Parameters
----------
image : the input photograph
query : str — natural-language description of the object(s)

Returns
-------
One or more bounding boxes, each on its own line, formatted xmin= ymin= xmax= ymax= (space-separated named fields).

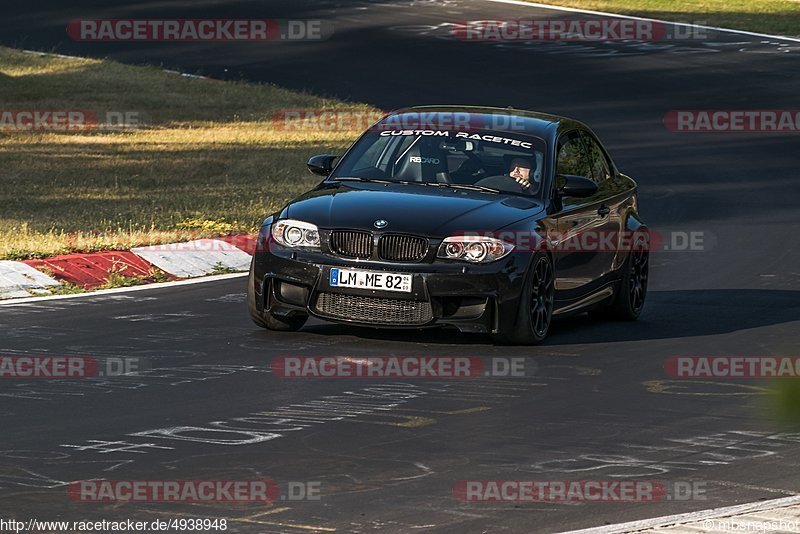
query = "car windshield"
xmin=330 ymin=129 xmax=547 ymax=197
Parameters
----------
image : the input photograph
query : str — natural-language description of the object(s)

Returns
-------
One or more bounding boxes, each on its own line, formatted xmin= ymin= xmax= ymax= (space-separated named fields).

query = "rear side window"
xmin=581 ymin=132 xmax=612 ymax=184
xmin=556 ymin=132 xmax=592 ymax=178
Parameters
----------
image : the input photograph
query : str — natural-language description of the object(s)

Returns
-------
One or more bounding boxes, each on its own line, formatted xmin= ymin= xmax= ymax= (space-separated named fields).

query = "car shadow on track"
xmin=296 ymin=289 xmax=800 ymax=346
xmin=549 ymin=288 xmax=800 ymax=345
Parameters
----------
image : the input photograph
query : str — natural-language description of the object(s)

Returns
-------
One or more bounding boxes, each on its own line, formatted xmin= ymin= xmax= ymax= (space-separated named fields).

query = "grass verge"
xmin=0 ymin=46 xmax=379 ymax=260
xmin=521 ymin=0 xmax=800 ymax=37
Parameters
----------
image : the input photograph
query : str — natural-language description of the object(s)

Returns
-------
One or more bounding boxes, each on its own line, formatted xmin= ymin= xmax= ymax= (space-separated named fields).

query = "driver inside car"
xmin=508 ymin=157 xmax=534 ymax=191
xmin=471 ymin=154 xmax=540 ymax=195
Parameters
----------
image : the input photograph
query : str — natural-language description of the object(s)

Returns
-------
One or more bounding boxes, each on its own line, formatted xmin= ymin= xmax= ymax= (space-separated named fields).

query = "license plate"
xmin=329 ymin=268 xmax=412 ymax=293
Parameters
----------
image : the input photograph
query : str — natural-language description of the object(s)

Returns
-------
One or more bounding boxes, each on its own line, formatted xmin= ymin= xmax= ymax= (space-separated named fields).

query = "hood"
xmin=283 ymin=181 xmax=545 ymax=236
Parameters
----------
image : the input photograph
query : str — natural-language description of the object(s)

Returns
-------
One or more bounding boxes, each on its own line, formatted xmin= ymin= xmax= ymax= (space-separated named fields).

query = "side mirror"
xmin=307 ymin=154 xmax=338 ymax=176
xmin=557 ymin=174 xmax=597 ymax=198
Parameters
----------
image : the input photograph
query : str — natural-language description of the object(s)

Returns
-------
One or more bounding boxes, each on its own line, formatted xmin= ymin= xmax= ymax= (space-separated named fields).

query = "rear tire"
xmin=591 ymin=242 xmax=649 ymax=321
xmin=247 ymin=260 xmax=308 ymax=331
xmin=610 ymin=245 xmax=648 ymax=320
xmin=493 ymin=253 xmax=554 ymax=345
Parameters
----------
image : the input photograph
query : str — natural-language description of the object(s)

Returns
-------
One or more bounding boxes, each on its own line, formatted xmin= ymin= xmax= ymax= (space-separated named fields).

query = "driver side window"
xmin=556 ymin=132 xmax=592 ymax=178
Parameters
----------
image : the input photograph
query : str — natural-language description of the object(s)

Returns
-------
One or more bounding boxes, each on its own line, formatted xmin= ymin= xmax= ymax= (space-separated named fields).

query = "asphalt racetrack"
xmin=2 ymin=0 xmax=800 ymax=532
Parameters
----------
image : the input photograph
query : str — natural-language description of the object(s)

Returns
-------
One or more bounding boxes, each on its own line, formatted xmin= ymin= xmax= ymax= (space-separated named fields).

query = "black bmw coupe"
xmin=248 ymin=106 xmax=649 ymax=344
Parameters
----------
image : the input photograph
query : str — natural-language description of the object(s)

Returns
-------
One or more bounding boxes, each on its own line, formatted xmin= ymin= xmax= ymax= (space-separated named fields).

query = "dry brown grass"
xmin=0 ymin=47 xmax=379 ymax=259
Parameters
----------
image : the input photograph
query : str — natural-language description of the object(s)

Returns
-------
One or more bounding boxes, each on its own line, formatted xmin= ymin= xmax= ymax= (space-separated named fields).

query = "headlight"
xmin=271 ymin=219 xmax=321 ymax=248
xmin=437 ymin=236 xmax=514 ymax=263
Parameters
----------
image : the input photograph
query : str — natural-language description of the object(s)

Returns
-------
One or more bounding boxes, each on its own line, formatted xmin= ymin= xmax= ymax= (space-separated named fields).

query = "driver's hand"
xmin=510 ymin=168 xmax=530 ymax=187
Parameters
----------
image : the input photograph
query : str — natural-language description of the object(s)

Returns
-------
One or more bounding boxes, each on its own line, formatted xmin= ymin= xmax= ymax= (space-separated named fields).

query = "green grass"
xmin=43 ymin=282 xmax=86 ymax=296
xmin=210 ymin=262 xmax=242 ymax=275
xmin=523 ymin=0 xmax=800 ymax=36
xmin=0 ymin=47 xmax=379 ymax=259
xmin=761 ymin=380 xmax=800 ymax=429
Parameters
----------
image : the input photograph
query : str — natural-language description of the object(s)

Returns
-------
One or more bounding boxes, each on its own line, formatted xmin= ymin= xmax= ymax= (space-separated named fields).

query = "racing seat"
xmin=393 ymin=139 xmax=451 ymax=183
xmin=450 ymin=157 xmax=483 ymax=184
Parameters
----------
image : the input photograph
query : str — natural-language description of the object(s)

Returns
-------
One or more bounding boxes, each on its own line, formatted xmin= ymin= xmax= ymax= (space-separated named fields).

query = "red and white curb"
xmin=132 ymin=238 xmax=252 ymax=278
xmin=0 ymin=260 xmax=61 ymax=299
xmin=0 ymin=235 xmax=256 ymax=300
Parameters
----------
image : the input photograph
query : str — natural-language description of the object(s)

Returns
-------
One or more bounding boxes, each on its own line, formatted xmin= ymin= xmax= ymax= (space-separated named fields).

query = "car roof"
xmin=380 ymin=105 xmax=583 ymax=140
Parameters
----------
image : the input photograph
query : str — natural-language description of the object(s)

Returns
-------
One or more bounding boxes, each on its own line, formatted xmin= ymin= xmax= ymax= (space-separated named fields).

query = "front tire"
xmin=493 ymin=253 xmax=555 ymax=345
xmin=247 ymin=260 xmax=268 ymax=328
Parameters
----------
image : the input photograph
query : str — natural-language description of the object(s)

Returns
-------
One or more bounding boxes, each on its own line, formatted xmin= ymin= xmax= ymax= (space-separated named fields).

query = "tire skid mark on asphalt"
xmin=386 ymin=22 xmax=797 ymax=57
xmin=203 ymin=292 xmax=245 ymax=303
xmin=460 ymin=383 xmax=538 ymax=391
xmin=145 ymin=508 xmax=333 ymax=533
xmin=0 ymin=365 xmax=271 ymax=400
xmin=704 ymin=478 xmax=796 ymax=495
xmin=238 ymin=338 xmax=346 ymax=352
xmin=547 ymin=364 xmax=603 ymax=376
xmin=67 ymin=346 xmax=206 ymax=361
xmin=643 ymin=379 xmax=770 ymax=396
xmin=346 ymin=413 xmax=436 ymax=427
xmin=111 ymin=312 xmax=208 ymax=322
xmin=0 ymin=295 xmax=159 ymax=312
xmin=0 ymin=325 xmax=76 ymax=340
xmin=0 ymin=354 xmax=594 ymax=419
xmin=420 ymin=392 xmax=531 ymax=401
xmin=401 ymin=406 xmax=492 ymax=415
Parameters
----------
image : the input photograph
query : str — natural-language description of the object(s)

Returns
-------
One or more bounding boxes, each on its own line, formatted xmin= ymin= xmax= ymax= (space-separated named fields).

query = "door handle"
xmin=597 ymin=205 xmax=610 ymax=217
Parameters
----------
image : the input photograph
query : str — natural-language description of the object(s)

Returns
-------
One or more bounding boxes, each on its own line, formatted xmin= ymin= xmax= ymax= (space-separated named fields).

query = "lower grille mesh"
xmin=313 ymin=292 xmax=433 ymax=325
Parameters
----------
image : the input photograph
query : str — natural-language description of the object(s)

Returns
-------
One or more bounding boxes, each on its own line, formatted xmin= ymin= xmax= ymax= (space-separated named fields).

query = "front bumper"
xmin=251 ymin=239 xmax=532 ymax=334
